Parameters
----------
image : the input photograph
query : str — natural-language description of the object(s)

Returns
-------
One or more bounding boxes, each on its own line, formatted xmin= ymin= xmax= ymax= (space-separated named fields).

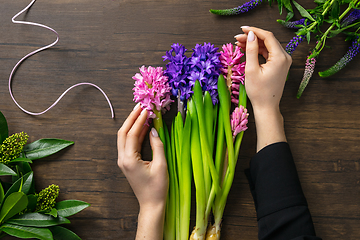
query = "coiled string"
xmin=9 ymin=0 xmax=115 ymax=118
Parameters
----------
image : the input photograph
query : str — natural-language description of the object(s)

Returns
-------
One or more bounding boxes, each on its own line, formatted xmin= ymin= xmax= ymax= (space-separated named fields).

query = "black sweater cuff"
xmin=245 ymin=142 xmax=308 ymax=220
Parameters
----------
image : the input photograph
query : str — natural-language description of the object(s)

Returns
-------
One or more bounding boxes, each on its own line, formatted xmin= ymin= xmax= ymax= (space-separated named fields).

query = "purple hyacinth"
xmin=297 ymin=56 xmax=316 ymax=98
xmin=188 ymin=43 xmax=221 ymax=104
xmin=286 ymin=34 xmax=306 ymax=55
xmin=277 ymin=18 xmax=309 ymax=29
xmin=341 ymin=9 xmax=360 ymax=27
xmin=319 ymin=36 xmax=360 ymax=77
xmin=163 ymin=43 xmax=192 ymax=101
xmin=210 ymin=0 xmax=263 ymax=16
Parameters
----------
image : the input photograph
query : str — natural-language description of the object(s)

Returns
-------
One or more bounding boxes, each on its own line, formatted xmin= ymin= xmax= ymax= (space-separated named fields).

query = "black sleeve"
xmin=245 ymin=142 xmax=322 ymax=240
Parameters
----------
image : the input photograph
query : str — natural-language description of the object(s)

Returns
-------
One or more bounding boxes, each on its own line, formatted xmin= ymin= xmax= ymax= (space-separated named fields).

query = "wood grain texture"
xmin=0 ymin=0 xmax=359 ymax=239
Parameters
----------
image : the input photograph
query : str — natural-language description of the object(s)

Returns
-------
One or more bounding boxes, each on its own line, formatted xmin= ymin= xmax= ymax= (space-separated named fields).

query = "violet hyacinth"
xmin=231 ymin=106 xmax=249 ymax=137
xmin=188 ymin=42 xmax=221 ymax=104
xmin=163 ymin=43 xmax=192 ymax=102
xmin=210 ymin=0 xmax=263 ymax=16
xmin=297 ymin=56 xmax=316 ymax=98
xmin=341 ymin=9 xmax=360 ymax=27
xmin=219 ymin=43 xmax=245 ymax=104
xmin=319 ymin=36 xmax=360 ymax=78
xmin=133 ymin=65 xmax=173 ymax=119
xmin=286 ymin=34 xmax=306 ymax=55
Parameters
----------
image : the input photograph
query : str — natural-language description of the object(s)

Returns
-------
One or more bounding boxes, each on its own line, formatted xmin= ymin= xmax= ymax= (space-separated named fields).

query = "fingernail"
xmin=235 ymin=41 xmax=240 ymax=45
xmin=151 ymin=128 xmax=158 ymax=137
xmin=248 ymin=31 xmax=255 ymax=42
xmin=241 ymin=26 xmax=250 ymax=28
xmin=133 ymin=102 xmax=140 ymax=111
xmin=141 ymin=108 xmax=147 ymax=115
xmin=234 ymin=34 xmax=243 ymax=38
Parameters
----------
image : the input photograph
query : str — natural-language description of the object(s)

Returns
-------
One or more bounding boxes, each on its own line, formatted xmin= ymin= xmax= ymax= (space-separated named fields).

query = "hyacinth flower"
xmin=285 ymin=34 xmax=306 ymax=56
xmin=341 ymin=9 xmax=360 ymax=27
xmin=163 ymin=43 xmax=191 ymax=117
xmin=209 ymin=0 xmax=263 ymax=16
xmin=297 ymin=55 xmax=317 ymax=98
xmin=132 ymin=65 xmax=173 ymax=130
xmin=319 ymin=36 xmax=360 ymax=77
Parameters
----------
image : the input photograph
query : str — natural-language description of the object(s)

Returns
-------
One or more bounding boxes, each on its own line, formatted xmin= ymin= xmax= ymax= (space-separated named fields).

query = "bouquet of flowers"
xmin=0 ymin=111 xmax=89 ymax=240
xmin=210 ymin=0 xmax=360 ymax=98
xmin=132 ymin=42 xmax=248 ymax=240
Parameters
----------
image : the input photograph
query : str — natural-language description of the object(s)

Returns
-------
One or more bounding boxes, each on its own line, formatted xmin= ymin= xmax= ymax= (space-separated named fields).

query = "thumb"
xmin=245 ymin=31 xmax=260 ymax=73
xmin=149 ymin=128 xmax=166 ymax=166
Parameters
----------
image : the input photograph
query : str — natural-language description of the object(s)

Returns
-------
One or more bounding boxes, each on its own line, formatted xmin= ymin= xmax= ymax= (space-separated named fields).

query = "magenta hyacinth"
xmin=133 ymin=65 xmax=173 ymax=119
xmin=220 ymin=43 xmax=245 ymax=105
xmin=231 ymin=106 xmax=249 ymax=136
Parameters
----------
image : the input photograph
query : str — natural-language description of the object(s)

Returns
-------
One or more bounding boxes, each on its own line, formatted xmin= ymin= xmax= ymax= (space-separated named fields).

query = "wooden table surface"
xmin=1 ymin=0 xmax=359 ymax=239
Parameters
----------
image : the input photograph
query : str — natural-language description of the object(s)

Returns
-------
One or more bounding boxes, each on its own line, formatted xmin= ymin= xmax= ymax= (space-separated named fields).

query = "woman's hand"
xmin=235 ymin=27 xmax=291 ymax=151
xmin=117 ymin=103 xmax=168 ymax=240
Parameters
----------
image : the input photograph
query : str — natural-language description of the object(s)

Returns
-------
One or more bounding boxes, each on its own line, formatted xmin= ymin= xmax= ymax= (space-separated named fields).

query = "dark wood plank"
xmin=1 ymin=0 xmax=359 ymax=239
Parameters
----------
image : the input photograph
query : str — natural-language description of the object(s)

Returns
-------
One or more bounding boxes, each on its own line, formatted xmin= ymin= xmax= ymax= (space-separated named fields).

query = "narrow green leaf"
xmin=286 ymin=11 xmax=294 ymax=21
xmin=331 ymin=0 xmax=340 ymax=19
xmin=0 ymin=192 xmax=28 ymax=223
xmin=6 ymin=213 xmax=70 ymax=227
xmin=0 ymin=183 xmax=4 ymax=204
xmin=4 ymin=171 xmax=33 ymax=199
xmin=55 ymin=200 xmax=90 ymax=217
xmin=277 ymin=0 xmax=283 ymax=15
xmin=0 ymin=163 xmax=17 ymax=176
xmin=293 ymin=0 xmax=315 ymax=21
xmin=307 ymin=31 xmax=311 ymax=43
xmin=48 ymin=208 xmax=58 ymax=218
xmin=49 ymin=226 xmax=81 ymax=240
xmin=27 ymin=194 xmax=38 ymax=212
xmin=314 ymin=0 xmax=326 ymax=3
xmin=23 ymin=139 xmax=74 ymax=160
xmin=9 ymin=158 xmax=32 ymax=164
xmin=1 ymin=223 xmax=53 ymax=240
xmin=0 ymin=111 xmax=8 ymax=144
xmin=282 ymin=0 xmax=293 ymax=12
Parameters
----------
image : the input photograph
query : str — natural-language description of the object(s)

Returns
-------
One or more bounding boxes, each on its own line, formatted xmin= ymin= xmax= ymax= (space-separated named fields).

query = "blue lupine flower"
xmin=286 ymin=34 xmax=306 ymax=55
xmin=210 ymin=0 xmax=263 ymax=16
xmin=319 ymin=36 xmax=360 ymax=77
xmin=341 ymin=9 xmax=360 ymax=27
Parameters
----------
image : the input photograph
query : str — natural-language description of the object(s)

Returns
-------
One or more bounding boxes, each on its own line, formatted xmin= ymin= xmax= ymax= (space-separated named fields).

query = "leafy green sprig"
xmin=0 ymin=111 xmax=90 ymax=240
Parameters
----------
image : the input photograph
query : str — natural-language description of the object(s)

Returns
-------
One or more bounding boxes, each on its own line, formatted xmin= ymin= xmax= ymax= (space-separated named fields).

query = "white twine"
xmin=9 ymin=0 xmax=115 ymax=118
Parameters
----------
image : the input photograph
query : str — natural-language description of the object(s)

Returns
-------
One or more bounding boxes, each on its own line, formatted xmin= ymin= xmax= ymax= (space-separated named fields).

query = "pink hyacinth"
xmin=231 ymin=106 xmax=249 ymax=136
xmin=220 ymin=43 xmax=245 ymax=104
xmin=133 ymin=66 xmax=173 ymax=119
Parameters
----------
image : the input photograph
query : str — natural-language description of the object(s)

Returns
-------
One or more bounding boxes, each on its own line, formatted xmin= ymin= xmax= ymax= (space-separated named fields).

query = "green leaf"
xmin=0 ymin=111 xmax=8 ymax=144
xmin=282 ymin=0 xmax=293 ymax=12
xmin=9 ymin=158 xmax=33 ymax=164
xmin=330 ymin=0 xmax=340 ymax=19
xmin=49 ymin=226 xmax=81 ymax=240
xmin=27 ymin=194 xmax=38 ymax=212
xmin=0 ymin=163 xmax=17 ymax=176
xmin=23 ymin=139 xmax=74 ymax=160
xmin=314 ymin=0 xmax=326 ymax=3
xmin=0 ymin=183 xmax=4 ymax=204
xmin=293 ymin=0 xmax=315 ymax=21
xmin=277 ymin=0 xmax=283 ymax=15
xmin=55 ymin=200 xmax=90 ymax=217
xmin=6 ymin=213 xmax=70 ymax=227
xmin=0 ymin=192 xmax=28 ymax=223
xmin=286 ymin=11 xmax=294 ymax=21
xmin=0 ymin=223 xmax=53 ymax=240
xmin=48 ymin=208 xmax=58 ymax=218
xmin=4 ymin=172 xmax=34 ymax=199
xmin=307 ymin=31 xmax=311 ymax=43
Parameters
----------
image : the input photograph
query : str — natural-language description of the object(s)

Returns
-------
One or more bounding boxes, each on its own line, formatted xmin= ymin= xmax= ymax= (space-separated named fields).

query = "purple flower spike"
xmin=278 ymin=18 xmax=309 ymax=29
xmin=341 ymin=9 xmax=360 ymax=27
xmin=286 ymin=35 xmax=306 ymax=55
xmin=297 ymin=56 xmax=316 ymax=98
xmin=188 ymin=42 xmax=221 ymax=104
xmin=210 ymin=0 xmax=263 ymax=15
xmin=319 ymin=36 xmax=360 ymax=77
xmin=163 ymin=43 xmax=192 ymax=102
